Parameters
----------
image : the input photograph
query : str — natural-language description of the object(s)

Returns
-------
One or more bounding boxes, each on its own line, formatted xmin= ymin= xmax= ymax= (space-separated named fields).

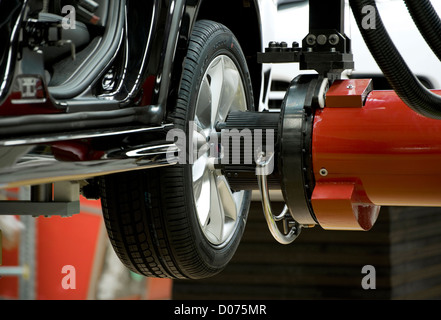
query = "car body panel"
xmin=0 ymin=0 xmax=276 ymax=189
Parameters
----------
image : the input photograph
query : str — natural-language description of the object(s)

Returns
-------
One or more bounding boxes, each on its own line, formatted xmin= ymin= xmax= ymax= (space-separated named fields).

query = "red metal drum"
xmin=311 ymin=80 xmax=441 ymax=231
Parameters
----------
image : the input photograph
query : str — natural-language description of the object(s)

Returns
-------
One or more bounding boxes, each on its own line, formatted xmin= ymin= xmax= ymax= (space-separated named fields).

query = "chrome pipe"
xmin=0 ymin=125 xmax=178 ymax=188
xmin=256 ymin=152 xmax=301 ymax=245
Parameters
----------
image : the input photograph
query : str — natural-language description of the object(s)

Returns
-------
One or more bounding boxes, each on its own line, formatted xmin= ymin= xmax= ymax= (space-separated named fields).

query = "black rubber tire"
xmin=99 ymin=20 xmax=254 ymax=279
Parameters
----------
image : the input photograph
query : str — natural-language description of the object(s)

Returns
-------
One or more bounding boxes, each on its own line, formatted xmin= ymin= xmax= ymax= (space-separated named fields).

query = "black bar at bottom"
xmin=0 ymin=201 xmax=80 ymax=217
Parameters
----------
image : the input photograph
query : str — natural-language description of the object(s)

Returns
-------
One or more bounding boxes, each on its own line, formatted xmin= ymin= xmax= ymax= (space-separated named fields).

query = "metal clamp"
xmin=256 ymin=152 xmax=301 ymax=245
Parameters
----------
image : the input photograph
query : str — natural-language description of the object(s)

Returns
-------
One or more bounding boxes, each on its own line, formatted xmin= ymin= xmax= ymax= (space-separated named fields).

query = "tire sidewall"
xmin=180 ymin=21 xmax=254 ymax=271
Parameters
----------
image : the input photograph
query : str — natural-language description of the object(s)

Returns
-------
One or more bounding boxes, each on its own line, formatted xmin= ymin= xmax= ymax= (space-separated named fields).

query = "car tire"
xmin=99 ymin=20 xmax=254 ymax=279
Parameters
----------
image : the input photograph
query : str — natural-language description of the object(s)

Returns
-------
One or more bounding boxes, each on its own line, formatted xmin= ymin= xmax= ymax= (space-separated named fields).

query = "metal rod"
xmin=31 ymin=184 xmax=53 ymax=203
xmin=309 ymin=0 xmax=345 ymax=33
xmin=256 ymin=152 xmax=301 ymax=245
xmin=0 ymin=266 xmax=28 ymax=277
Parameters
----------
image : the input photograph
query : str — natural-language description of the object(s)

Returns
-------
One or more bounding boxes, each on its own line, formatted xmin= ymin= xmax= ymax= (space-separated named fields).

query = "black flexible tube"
xmin=349 ymin=0 xmax=441 ymax=119
xmin=404 ymin=0 xmax=441 ymax=62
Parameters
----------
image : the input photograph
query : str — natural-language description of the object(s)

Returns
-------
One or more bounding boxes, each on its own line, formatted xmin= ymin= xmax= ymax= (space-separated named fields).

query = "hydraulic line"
xmin=404 ymin=0 xmax=441 ymax=62
xmin=349 ymin=0 xmax=441 ymax=120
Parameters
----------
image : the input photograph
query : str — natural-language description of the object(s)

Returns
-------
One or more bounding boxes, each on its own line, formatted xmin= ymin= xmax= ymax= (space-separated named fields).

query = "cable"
xmin=349 ymin=0 xmax=441 ymax=120
xmin=404 ymin=0 xmax=441 ymax=62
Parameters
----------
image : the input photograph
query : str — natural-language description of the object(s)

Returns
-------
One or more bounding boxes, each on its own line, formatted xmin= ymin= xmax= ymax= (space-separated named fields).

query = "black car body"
xmin=0 ymin=0 xmax=274 ymax=189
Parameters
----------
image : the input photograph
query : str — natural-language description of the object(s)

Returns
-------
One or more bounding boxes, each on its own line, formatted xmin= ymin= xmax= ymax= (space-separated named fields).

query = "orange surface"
xmin=325 ymin=79 xmax=373 ymax=108
xmin=36 ymin=206 xmax=103 ymax=300
xmin=311 ymin=182 xmax=380 ymax=231
xmin=313 ymin=88 xmax=441 ymax=230
xmin=0 ymin=245 xmax=19 ymax=299
xmin=145 ymin=278 xmax=173 ymax=300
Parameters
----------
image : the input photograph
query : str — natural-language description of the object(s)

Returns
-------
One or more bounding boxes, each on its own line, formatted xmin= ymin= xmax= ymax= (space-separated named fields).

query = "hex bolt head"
xmin=306 ymin=34 xmax=317 ymax=46
xmin=329 ymin=34 xmax=340 ymax=45
xmin=279 ymin=41 xmax=289 ymax=52
xmin=317 ymin=34 xmax=328 ymax=46
xmin=268 ymin=41 xmax=281 ymax=52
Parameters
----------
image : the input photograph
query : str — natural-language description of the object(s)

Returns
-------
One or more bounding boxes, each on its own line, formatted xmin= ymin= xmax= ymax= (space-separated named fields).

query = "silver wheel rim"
xmin=192 ymin=55 xmax=248 ymax=246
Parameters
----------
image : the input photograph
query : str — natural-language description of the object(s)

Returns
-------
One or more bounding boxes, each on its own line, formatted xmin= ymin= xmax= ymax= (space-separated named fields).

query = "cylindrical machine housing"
xmin=312 ymin=86 xmax=441 ymax=230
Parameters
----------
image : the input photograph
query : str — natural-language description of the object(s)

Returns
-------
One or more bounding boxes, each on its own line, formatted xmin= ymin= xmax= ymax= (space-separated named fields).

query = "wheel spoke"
xmin=217 ymin=65 xmax=242 ymax=122
xmin=204 ymin=173 xmax=225 ymax=243
xmin=216 ymin=175 xmax=238 ymax=222
xmin=196 ymin=77 xmax=212 ymax=129
xmin=193 ymin=128 xmax=210 ymax=160
xmin=192 ymin=154 xmax=207 ymax=183
xmin=207 ymin=57 xmax=224 ymax=126
xmin=195 ymin=169 xmax=211 ymax=226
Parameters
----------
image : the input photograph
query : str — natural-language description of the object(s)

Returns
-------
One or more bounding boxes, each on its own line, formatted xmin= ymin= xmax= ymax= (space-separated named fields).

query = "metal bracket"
xmin=257 ymin=0 xmax=354 ymax=80
xmin=0 ymin=182 xmax=81 ymax=217
xmin=0 ymin=201 xmax=80 ymax=217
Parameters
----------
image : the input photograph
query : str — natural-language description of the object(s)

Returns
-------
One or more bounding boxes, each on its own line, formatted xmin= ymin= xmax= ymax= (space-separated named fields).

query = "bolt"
xmin=292 ymin=41 xmax=300 ymax=52
xmin=329 ymin=34 xmax=340 ymax=45
xmin=317 ymin=34 xmax=327 ymax=45
xmin=306 ymin=34 xmax=317 ymax=46
xmin=267 ymin=41 xmax=280 ymax=52
xmin=319 ymin=168 xmax=328 ymax=177
xmin=280 ymin=41 xmax=289 ymax=52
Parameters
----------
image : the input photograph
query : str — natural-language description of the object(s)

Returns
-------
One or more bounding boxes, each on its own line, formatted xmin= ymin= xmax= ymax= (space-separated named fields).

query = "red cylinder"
xmin=311 ymin=84 xmax=441 ymax=230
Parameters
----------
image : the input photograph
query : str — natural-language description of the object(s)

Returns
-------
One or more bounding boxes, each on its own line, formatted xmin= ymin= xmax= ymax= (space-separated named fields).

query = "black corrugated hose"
xmin=404 ymin=0 xmax=441 ymax=62
xmin=349 ymin=0 xmax=441 ymax=120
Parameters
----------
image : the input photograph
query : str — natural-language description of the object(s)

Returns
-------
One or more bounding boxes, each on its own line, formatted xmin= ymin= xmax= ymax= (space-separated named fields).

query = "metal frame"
xmin=258 ymin=0 xmax=353 ymax=80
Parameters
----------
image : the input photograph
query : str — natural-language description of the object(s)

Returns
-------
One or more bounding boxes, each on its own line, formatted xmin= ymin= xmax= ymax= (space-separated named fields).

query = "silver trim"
xmin=0 ymin=124 xmax=173 ymax=147
xmin=256 ymin=152 xmax=301 ymax=245
xmin=0 ymin=125 xmax=178 ymax=188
